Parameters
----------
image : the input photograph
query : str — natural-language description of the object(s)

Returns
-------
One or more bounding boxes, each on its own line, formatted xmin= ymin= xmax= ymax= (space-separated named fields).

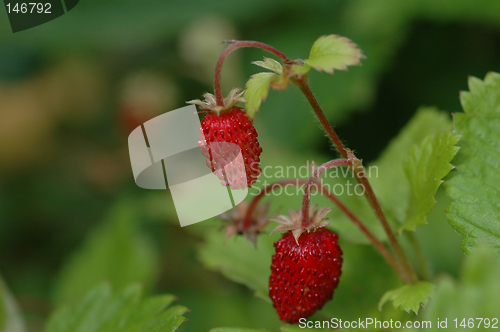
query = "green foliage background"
xmin=0 ymin=0 xmax=499 ymax=331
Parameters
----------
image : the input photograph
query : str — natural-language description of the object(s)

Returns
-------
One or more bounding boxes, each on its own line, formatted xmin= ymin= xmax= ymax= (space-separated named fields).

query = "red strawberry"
xmin=199 ymin=106 xmax=262 ymax=188
xmin=189 ymin=89 xmax=262 ymax=189
xmin=269 ymin=207 xmax=342 ymax=323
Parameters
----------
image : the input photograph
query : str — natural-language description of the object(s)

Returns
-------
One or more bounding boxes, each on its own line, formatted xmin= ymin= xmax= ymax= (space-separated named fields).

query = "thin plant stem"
xmin=300 ymin=159 xmax=411 ymax=283
xmin=214 ymin=40 xmax=290 ymax=106
xmin=292 ymin=77 xmax=347 ymax=159
xmin=293 ymin=77 xmax=416 ymax=283
xmin=242 ymin=174 xmax=407 ymax=282
xmin=356 ymin=173 xmax=416 ymax=283
xmin=317 ymin=183 xmax=410 ymax=283
xmin=301 ymin=159 xmax=352 ymax=227
xmin=212 ymin=39 xmax=418 ymax=284
xmin=242 ymin=179 xmax=308 ymax=230
xmin=405 ymin=232 xmax=432 ymax=281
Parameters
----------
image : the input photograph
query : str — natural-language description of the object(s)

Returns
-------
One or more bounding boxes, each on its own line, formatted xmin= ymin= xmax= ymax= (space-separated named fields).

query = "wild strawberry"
xmin=189 ymin=89 xmax=262 ymax=189
xmin=269 ymin=206 xmax=342 ymax=323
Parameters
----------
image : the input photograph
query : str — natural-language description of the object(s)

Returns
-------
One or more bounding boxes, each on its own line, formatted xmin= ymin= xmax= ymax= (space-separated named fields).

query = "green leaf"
xmin=44 ymin=284 xmax=187 ymax=332
xmin=378 ymin=281 xmax=436 ymax=314
xmin=420 ymin=245 xmax=500 ymax=322
xmin=198 ymin=229 xmax=279 ymax=300
xmin=209 ymin=328 xmax=271 ymax=332
xmin=370 ymin=108 xmax=453 ymax=226
xmin=244 ymin=72 xmax=277 ymax=120
xmin=304 ymin=35 xmax=364 ymax=74
xmin=252 ymin=57 xmax=282 ymax=74
xmin=53 ymin=199 xmax=158 ymax=305
xmin=329 ymin=107 xmax=453 ymax=243
xmin=401 ymin=132 xmax=460 ymax=231
xmin=0 ymin=276 xmax=25 ymax=332
xmin=445 ymin=72 xmax=500 ymax=255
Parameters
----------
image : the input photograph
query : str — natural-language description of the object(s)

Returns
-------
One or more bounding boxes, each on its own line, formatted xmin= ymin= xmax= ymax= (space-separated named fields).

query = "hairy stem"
xmin=292 ymin=77 xmax=347 ymax=159
xmin=214 ymin=40 xmax=290 ymax=106
xmin=293 ymin=77 xmax=416 ymax=283
xmin=212 ymin=39 xmax=418 ymax=284
xmin=300 ymin=159 xmax=410 ymax=283
xmin=301 ymin=159 xmax=352 ymax=227
xmin=318 ymin=183 xmax=410 ymax=283
xmin=356 ymin=173 xmax=416 ymax=283
xmin=242 ymin=179 xmax=308 ymax=230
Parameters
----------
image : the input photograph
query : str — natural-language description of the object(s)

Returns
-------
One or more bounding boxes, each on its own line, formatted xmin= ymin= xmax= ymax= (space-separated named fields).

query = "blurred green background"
xmin=1 ymin=0 xmax=500 ymax=331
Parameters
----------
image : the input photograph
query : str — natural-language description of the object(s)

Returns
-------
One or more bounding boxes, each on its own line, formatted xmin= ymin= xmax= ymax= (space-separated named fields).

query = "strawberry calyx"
xmin=270 ymin=204 xmax=331 ymax=245
xmin=219 ymin=200 xmax=271 ymax=245
xmin=187 ymin=88 xmax=245 ymax=115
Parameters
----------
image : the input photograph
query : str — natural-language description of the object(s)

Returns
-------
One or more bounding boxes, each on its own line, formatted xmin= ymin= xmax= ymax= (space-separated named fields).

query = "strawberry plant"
xmin=1 ymin=9 xmax=500 ymax=330
xmin=189 ymin=36 xmax=500 ymax=330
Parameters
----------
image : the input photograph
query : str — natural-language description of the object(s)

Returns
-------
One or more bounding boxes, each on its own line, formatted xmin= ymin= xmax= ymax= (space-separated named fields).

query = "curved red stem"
xmin=316 ymin=183 xmax=411 ymax=283
xmin=242 ymin=179 xmax=308 ymax=230
xmin=301 ymin=159 xmax=352 ymax=228
xmin=214 ymin=40 xmax=290 ymax=106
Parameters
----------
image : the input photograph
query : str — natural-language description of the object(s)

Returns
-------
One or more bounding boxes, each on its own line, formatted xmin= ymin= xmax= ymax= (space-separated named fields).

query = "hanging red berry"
xmin=269 ymin=206 xmax=342 ymax=323
xmin=189 ymin=89 xmax=262 ymax=189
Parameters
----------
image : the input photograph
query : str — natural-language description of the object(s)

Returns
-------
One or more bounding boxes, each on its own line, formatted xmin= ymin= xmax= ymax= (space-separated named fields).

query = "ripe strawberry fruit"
xmin=189 ymin=89 xmax=262 ymax=189
xmin=199 ymin=106 xmax=262 ymax=188
xmin=269 ymin=226 xmax=342 ymax=323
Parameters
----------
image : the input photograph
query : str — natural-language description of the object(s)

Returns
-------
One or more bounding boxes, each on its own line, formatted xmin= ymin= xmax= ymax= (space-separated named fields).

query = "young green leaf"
xmin=445 ymin=72 xmax=500 ymax=255
xmin=243 ymin=35 xmax=364 ymax=119
xmin=52 ymin=199 xmax=158 ymax=305
xmin=252 ymin=57 xmax=282 ymax=74
xmin=0 ymin=276 xmax=26 ymax=332
xmin=401 ymin=132 xmax=460 ymax=231
xmin=378 ymin=281 xmax=436 ymax=314
xmin=304 ymin=35 xmax=364 ymax=74
xmin=45 ymin=284 xmax=187 ymax=332
xmin=244 ymin=72 xmax=276 ymax=120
